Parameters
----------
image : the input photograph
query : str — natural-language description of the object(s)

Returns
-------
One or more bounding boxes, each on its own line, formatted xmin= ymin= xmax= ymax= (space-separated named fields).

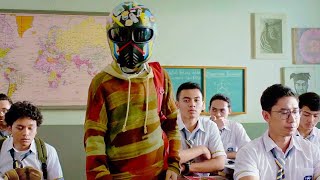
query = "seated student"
xmin=209 ymin=94 xmax=250 ymax=159
xmin=0 ymin=93 xmax=13 ymax=138
xmin=296 ymin=92 xmax=320 ymax=146
xmin=234 ymin=84 xmax=320 ymax=180
xmin=0 ymin=101 xmax=64 ymax=180
xmin=176 ymin=82 xmax=226 ymax=177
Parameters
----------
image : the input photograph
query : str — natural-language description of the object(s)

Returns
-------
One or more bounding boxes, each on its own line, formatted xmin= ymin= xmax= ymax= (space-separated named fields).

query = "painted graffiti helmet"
xmin=106 ymin=1 xmax=156 ymax=73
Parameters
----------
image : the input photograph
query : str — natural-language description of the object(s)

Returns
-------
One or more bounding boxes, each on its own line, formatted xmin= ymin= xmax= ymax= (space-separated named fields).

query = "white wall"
xmin=1 ymin=0 xmax=319 ymax=124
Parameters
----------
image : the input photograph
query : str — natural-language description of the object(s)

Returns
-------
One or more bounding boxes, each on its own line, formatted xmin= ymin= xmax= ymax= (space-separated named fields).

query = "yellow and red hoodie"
xmin=84 ymin=61 xmax=181 ymax=180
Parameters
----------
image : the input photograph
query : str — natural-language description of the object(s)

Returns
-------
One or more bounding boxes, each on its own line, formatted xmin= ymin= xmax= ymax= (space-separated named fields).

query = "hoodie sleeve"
xmin=84 ymin=73 xmax=112 ymax=180
xmin=160 ymin=69 xmax=181 ymax=174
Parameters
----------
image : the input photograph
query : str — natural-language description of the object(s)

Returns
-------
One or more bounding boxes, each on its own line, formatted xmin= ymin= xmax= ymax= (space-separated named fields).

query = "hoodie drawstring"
xmin=122 ymin=78 xmax=132 ymax=132
xmin=144 ymin=78 xmax=150 ymax=134
xmin=121 ymin=69 xmax=151 ymax=134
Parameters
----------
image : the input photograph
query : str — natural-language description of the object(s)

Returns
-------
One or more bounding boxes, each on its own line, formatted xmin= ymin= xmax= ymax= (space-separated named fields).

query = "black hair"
xmin=5 ymin=101 xmax=43 ymax=127
xmin=299 ymin=92 xmax=320 ymax=111
xmin=209 ymin=94 xmax=231 ymax=109
xmin=0 ymin=93 xmax=13 ymax=105
xmin=176 ymin=82 xmax=203 ymax=101
xmin=260 ymin=84 xmax=296 ymax=112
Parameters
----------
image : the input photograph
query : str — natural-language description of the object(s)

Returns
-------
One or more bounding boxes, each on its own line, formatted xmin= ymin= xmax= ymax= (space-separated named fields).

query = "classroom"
xmin=0 ymin=0 xmax=319 ymax=179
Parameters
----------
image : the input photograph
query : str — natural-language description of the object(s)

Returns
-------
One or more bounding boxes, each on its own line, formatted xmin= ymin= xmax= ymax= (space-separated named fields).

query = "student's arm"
xmin=179 ymin=145 xmax=211 ymax=163
xmin=236 ymin=123 xmax=251 ymax=148
xmin=239 ymin=176 xmax=259 ymax=180
xmin=161 ymin=70 xmax=181 ymax=175
xmin=204 ymin=121 xmax=226 ymax=172
xmin=189 ymin=155 xmax=225 ymax=173
xmin=84 ymin=74 xmax=112 ymax=180
xmin=227 ymin=151 xmax=237 ymax=159
xmin=234 ymin=144 xmax=259 ymax=180
xmin=228 ymin=123 xmax=251 ymax=159
xmin=46 ymin=144 xmax=64 ymax=180
xmin=312 ymin=143 xmax=320 ymax=180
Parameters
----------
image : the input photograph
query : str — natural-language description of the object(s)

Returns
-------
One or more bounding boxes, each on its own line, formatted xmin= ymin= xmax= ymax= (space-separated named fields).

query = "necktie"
xmin=271 ymin=148 xmax=285 ymax=180
xmin=9 ymin=148 xmax=32 ymax=168
xmin=182 ymin=128 xmax=198 ymax=149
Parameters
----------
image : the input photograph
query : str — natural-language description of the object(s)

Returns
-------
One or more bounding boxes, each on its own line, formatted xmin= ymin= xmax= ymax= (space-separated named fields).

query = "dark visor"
xmin=108 ymin=27 xmax=154 ymax=43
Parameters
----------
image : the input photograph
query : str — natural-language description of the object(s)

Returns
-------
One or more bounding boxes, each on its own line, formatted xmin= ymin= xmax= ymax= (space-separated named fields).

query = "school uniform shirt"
xmin=178 ymin=116 xmax=226 ymax=177
xmin=234 ymin=130 xmax=320 ymax=180
xmin=0 ymin=137 xmax=64 ymax=180
xmin=296 ymin=127 xmax=320 ymax=147
xmin=218 ymin=120 xmax=251 ymax=153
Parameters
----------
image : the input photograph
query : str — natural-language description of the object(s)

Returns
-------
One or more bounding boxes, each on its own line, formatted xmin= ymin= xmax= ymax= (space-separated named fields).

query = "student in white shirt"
xmin=209 ymin=94 xmax=250 ymax=159
xmin=297 ymin=92 xmax=320 ymax=146
xmin=234 ymin=84 xmax=320 ymax=180
xmin=0 ymin=101 xmax=63 ymax=180
xmin=176 ymin=82 xmax=226 ymax=177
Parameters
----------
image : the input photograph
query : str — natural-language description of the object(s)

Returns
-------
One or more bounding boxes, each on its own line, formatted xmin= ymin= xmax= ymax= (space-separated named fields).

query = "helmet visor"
xmin=108 ymin=27 xmax=153 ymax=43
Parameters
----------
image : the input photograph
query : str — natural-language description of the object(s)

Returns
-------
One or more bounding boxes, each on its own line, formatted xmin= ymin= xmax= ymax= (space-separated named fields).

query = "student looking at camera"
xmin=176 ymin=82 xmax=225 ymax=177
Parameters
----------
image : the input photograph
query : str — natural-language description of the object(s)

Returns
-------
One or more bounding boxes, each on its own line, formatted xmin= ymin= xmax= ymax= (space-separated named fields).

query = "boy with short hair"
xmin=0 ymin=101 xmax=64 ymax=180
xmin=234 ymin=84 xmax=320 ymax=180
xmin=176 ymin=82 xmax=226 ymax=177
xmin=297 ymin=92 xmax=320 ymax=146
xmin=209 ymin=93 xmax=250 ymax=159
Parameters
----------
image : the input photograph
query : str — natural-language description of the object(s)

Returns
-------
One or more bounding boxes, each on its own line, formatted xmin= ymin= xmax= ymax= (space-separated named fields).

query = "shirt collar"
xmin=211 ymin=118 xmax=231 ymax=131
xmin=262 ymin=130 xmax=302 ymax=154
xmin=5 ymin=136 xmax=36 ymax=153
xmin=296 ymin=128 xmax=316 ymax=140
xmin=177 ymin=115 xmax=205 ymax=133
xmin=221 ymin=119 xmax=231 ymax=131
xmin=307 ymin=128 xmax=316 ymax=140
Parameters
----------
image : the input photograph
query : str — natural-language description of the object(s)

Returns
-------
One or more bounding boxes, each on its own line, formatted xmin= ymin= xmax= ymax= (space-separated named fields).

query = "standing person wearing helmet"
xmin=84 ymin=1 xmax=181 ymax=180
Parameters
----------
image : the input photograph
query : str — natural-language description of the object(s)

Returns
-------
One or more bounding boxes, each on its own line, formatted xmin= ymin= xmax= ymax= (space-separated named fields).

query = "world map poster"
xmin=0 ymin=12 xmax=113 ymax=107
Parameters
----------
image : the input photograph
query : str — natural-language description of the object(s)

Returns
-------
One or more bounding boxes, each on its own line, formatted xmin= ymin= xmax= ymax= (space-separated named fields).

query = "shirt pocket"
xmin=296 ymin=168 xmax=313 ymax=180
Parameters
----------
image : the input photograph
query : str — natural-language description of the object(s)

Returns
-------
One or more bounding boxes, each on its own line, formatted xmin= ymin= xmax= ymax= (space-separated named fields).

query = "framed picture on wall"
xmin=292 ymin=28 xmax=320 ymax=64
xmin=281 ymin=67 xmax=319 ymax=96
xmin=251 ymin=13 xmax=287 ymax=59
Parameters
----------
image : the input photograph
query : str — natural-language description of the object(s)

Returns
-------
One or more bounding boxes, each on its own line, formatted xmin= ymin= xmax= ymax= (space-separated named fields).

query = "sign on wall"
xmin=163 ymin=66 xmax=247 ymax=115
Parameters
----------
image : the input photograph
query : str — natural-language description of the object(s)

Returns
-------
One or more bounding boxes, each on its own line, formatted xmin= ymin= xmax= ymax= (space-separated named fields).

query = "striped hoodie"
xmin=84 ymin=61 xmax=181 ymax=179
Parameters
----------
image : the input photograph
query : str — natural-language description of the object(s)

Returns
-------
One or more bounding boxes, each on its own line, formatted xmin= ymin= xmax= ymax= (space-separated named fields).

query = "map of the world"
xmin=0 ymin=12 xmax=112 ymax=107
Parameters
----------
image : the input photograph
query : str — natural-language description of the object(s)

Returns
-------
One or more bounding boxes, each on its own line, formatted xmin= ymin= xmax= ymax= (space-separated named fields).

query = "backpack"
xmin=0 ymin=137 xmax=48 ymax=180
xmin=148 ymin=62 xmax=169 ymax=169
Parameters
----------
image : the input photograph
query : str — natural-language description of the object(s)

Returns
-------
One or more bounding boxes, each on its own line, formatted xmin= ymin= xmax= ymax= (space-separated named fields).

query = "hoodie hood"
xmin=104 ymin=61 xmax=154 ymax=80
xmin=103 ymin=61 xmax=154 ymax=134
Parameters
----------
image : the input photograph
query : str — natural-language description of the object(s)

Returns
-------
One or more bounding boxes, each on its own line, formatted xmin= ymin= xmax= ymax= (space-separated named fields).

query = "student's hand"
xmin=201 ymin=146 xmax=211 ymax=160
xmin=165 ymin=169 xmax=178 ymax=180
xmin=213 ymin=116 xmax=225 ymax=130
